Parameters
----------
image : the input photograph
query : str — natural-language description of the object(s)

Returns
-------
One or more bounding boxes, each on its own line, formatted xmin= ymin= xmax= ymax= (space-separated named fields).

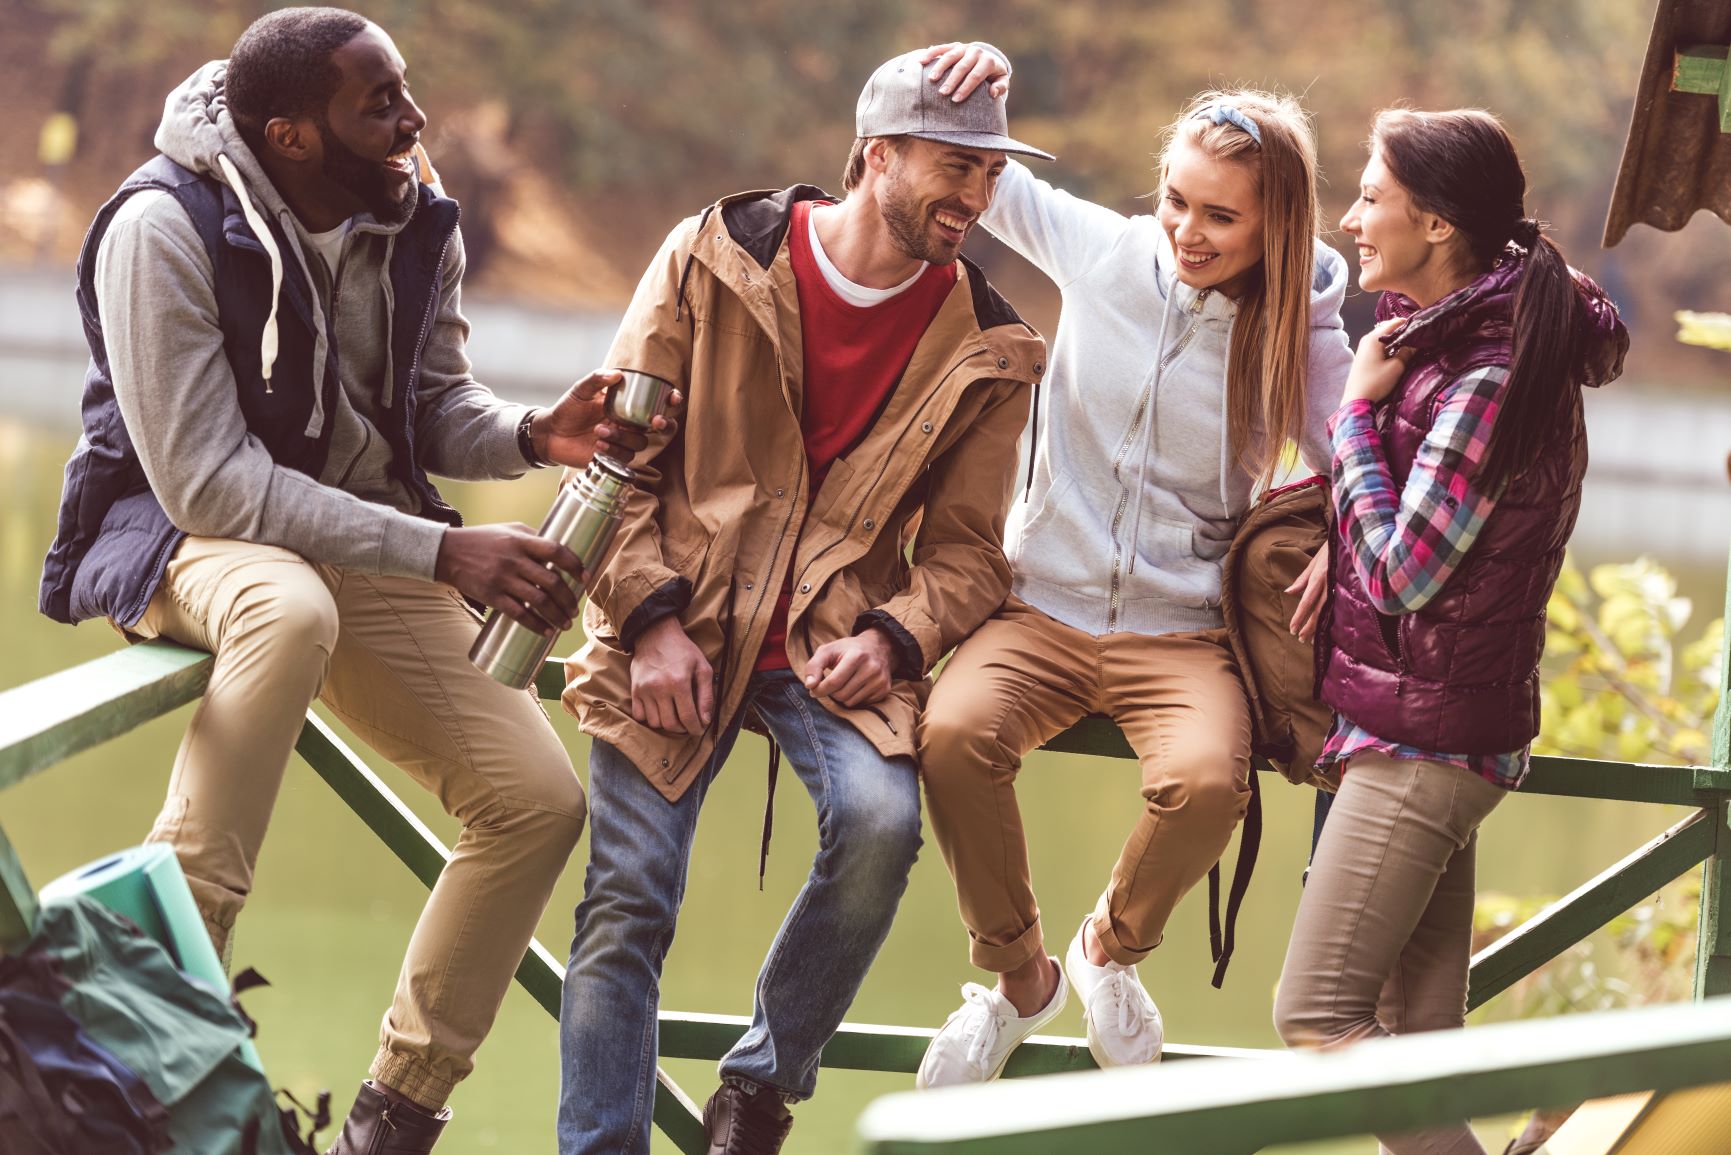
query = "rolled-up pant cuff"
xmin=968 ymin=915 xmax=1044 ymax=973
xmin=371 ymin=1048 xmax=456 ymax=1111
xmin=1090 ymin=906 xmax=1159 ymax=967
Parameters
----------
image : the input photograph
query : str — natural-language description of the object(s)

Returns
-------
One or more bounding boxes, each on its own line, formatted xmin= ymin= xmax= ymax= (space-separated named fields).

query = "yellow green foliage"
xmin=1676 ymin=311 xmax=1731 ymax=353
xmin=1535 ymin=555 xmax=1721 ymax=766
xmin=1478 ymin=553 xmax=1724 ymax=1017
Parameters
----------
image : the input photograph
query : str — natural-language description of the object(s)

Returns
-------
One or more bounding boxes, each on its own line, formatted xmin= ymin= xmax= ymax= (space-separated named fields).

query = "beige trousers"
xmin=1274 ymin=751 xmax=1508 ymax=1155
xmin=918 ymin=597 xmax=1252 ymax=971
xmin=130 ymin=536 xmax=586 ymax=1109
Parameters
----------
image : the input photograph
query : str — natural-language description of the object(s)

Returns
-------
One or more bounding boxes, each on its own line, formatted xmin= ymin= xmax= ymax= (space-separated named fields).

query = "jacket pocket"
xmin=1007 ymin=474 xmax=1098 ymax=589
xmin=1125 ymin=515 xmax=1221 ymax=610
xmin=1375 ymin=610 xmax=1407 ymax=674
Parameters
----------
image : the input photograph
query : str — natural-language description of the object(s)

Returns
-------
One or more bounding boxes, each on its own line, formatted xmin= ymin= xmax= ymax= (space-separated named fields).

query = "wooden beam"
xmin=0 ymin=823 xmax=37 ymax=954
xmin=854 ymin=997 xmax=1731 ymax=1154
xmin=1713 ymin=538 xmax=1730 ymax=775
xmin=1672 ymin=45 xmax=1731 ymax=133
xmin=531 ymin=661 xmax=1731 ymax=806
xmin=0 ymin=641 xmax=211 ymax=791
xmin=653 ymin=1009 xmax=1265 ymax=1076
xmin=1468 ymin=809 xmax=1713 ymax=1008
xmin=291 ymin=714 xmax=709 ymax=1145
xmin=1674 ymin=45 xmax=1727 ymax=94
xmin=653 ymin=1072 xmax=710 ymax=1154
xmin=1699 ymin=801 xmax=1731 ymax=999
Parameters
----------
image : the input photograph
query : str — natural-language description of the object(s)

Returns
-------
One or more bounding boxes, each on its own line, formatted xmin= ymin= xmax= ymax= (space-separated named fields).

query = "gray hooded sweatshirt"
xmin=94 ymin=62 xmax=534 ymax=582
xmin=984 ymin=160 xmax=1353 ymax=636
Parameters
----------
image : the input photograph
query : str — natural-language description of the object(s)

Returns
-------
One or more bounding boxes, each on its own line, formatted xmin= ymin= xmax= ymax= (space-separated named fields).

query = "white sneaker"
xmin=1065 ymin=919 xmax=1163 ymax=1067
xmin=915 ymin=963 xmax=1068 ymax=1089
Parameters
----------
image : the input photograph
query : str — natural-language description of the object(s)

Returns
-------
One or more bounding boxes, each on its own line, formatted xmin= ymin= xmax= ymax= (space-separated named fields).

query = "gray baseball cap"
xmin=856 ymin=51 xmax=1055 ymax=161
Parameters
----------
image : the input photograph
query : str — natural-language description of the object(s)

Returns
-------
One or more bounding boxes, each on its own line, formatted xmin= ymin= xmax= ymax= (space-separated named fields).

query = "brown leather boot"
xmin=324 ymin=1081 xmax=451 ymax=1155
xmin=702 ymin=1083 xmax=793 ymax=1155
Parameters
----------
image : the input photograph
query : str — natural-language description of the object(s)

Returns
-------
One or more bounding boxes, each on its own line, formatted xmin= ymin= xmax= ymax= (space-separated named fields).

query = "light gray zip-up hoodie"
xmin=96 ymin=62 xmax=533 ymax=582
xmin=986 ymin=159 xmax=1352 ymax=636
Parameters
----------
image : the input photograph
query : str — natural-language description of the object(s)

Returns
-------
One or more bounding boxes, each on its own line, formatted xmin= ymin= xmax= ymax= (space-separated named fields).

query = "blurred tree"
xmin=8 ymin=0 xmax=1721 ymax=380
xmin=1475 ymin=553 xmax=1723 ymax=1026
xmin=1539 ymin=555 xmax=1721 ymax=766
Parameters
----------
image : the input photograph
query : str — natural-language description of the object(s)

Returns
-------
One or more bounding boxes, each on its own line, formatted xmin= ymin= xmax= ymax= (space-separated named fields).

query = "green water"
xmin=0 ymin=413 xmax=1711 ymax=1154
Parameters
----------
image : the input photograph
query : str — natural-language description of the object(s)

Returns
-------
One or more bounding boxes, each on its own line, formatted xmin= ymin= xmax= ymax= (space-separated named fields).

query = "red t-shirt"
xmin=756 ymin=199 xmax=956 ymax=672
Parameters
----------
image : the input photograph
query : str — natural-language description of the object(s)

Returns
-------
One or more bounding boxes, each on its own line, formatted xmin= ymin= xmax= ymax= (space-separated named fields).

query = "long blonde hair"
xmin=1159 ymin=89 xmax=1322 ymax=487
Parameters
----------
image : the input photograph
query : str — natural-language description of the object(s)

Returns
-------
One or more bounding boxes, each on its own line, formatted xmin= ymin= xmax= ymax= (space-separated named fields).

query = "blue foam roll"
xmin=40 ymin=844 xmax=263 ymax=1070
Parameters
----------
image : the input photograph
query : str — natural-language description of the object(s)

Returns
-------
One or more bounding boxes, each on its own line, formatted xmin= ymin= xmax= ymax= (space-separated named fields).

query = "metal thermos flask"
xmin=468 ymin=371 xmax=675 ymax=689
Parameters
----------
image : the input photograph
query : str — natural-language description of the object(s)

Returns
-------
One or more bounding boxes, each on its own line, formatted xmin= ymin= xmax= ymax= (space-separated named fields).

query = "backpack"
xmin=1220 ymin=475 xmax=1337 ymax=790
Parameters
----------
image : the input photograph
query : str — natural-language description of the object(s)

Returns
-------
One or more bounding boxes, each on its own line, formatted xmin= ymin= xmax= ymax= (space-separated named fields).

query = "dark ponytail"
xmin=1371 ymin=109 xmax=1581 ymax=494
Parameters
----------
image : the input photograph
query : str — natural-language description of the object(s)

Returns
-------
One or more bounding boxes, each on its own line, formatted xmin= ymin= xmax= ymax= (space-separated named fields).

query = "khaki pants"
xmin=1274 ymin=751 xmax=1507 ymax=1155
xmin=918 ymin=597 xmax=1251 ymax=971
xmin=129 ymin=536 xmax=586 ymax=1109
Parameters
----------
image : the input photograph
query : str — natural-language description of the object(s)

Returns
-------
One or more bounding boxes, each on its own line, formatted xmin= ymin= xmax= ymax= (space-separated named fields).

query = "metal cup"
xmin=469 ymin=456 xmax=637 ymax=689
xmin=605 ymin=370 xmax=676 ymax=431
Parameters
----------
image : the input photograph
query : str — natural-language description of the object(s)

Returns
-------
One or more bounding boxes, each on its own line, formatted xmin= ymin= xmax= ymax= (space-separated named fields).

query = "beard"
xmin=317 ymin=120 xmax=415 ymax=225
xmin=879 ymin=166 xmax=964 ymax=266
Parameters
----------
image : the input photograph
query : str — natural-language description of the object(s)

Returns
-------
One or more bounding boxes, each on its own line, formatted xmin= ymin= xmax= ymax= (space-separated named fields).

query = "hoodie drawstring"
xmin=214 ymin=152 xmax=282 ymax=392
xmin=1126 ymin=285 xmax=1179 ymax=575
xmin=1022 ymin=377 xmax=1042 ymax=501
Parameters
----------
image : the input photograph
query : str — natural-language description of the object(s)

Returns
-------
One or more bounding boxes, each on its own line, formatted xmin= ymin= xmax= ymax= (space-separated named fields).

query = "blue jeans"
xmin=556 ymin=670 xmax=922 ymax=1154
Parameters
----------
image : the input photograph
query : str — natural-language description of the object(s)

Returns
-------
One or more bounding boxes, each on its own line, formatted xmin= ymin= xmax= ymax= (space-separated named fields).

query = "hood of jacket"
xmin=154 ymin=61 xmax=425 ymax=434
xmin=155 ymin=60 xmax=422 ymax=239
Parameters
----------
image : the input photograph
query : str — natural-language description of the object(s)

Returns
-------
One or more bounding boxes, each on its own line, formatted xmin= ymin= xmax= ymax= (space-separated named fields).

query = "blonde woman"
xmin=912 ymin=46 xmax=1351 ymax=1085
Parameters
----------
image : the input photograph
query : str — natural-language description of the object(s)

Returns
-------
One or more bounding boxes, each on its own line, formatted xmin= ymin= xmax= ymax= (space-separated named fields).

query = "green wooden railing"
xmin=1 ymin=543 xmax=1727 ymax=1153
xmin=859 ymin=530 xmax=1731 ymax=1152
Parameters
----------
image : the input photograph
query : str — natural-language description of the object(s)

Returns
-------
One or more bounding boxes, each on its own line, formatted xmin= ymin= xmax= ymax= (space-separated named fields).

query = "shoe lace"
xmin=954 ymin=983 xmax=1010 ymax=1079
xmin=724 ymin=1093 xmax=791 ymax=1155
xmin=1101 ymin=968 xmax=1154 ymax=1037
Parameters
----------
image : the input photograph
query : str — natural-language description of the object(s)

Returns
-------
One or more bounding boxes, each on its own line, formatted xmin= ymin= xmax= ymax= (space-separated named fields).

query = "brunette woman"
xmin=910 ymin=46 xmax=1352 ymax=1086
xmin=1274 ymin=109 xmax=1627 ymax=1154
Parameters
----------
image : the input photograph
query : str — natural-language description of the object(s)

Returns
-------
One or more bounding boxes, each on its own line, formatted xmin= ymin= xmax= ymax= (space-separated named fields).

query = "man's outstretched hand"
xmin=531 ymin=369 xmax=684 ymax=469
xmin=436 ymin=523 xmax=584 ymax=636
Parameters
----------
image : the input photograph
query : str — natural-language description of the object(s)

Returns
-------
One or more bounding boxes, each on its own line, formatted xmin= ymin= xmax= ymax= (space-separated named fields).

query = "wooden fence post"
xmin=0 ymin=823 xmax=38 ymax=953
xmin=1695 ymin=542 xmax=1731 ymax=999
xmin=1673 ymin=44 xmax=1731 ymax=133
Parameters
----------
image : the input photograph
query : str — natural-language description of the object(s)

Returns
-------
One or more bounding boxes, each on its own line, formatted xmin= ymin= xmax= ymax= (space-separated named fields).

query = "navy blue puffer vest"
xmin=40 ymin=156 xmax=463 ymax=626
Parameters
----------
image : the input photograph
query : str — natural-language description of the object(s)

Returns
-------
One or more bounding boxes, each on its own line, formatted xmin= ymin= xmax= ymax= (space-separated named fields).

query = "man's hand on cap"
xmin=918 ymin=43 xmax=1010 ymax=103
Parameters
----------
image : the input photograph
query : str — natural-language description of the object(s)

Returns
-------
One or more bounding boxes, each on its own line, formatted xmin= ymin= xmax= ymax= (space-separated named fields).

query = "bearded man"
xmin=555 ymin=46 xmax=1050 ymax=1155
xmin=37 ymin=9 xmax=672 ymax=1152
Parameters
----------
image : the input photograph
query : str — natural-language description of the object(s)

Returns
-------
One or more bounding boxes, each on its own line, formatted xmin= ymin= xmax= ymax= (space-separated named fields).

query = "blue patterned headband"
xmin=1195 ymin=104 xmax=1262 ymax=146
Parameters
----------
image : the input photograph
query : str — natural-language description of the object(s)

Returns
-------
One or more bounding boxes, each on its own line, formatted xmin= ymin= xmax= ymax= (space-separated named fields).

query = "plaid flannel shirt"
xmin=1317 ymin=365 xmax=1531 ymax=789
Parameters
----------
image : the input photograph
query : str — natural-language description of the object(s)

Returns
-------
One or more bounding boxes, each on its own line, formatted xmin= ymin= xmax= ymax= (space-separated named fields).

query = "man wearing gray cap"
xmin=556 ymin=45 xmax=1050 ymax=1155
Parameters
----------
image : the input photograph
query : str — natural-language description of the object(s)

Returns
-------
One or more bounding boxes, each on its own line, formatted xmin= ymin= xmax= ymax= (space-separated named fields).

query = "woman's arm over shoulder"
xmin=981 ymin=159 xmax=1133 ymax=288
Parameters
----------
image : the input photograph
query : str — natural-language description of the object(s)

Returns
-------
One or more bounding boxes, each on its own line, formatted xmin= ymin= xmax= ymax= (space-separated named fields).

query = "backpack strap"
xmin=1206 ymin=766 xmax=1262 ymax=988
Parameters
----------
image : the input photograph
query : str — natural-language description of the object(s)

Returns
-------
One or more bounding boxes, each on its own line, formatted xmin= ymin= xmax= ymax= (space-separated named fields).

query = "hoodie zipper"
xmin=1104 ymin=289 xmax=1209 ymax=632
xmin=406 ymin=236 xmax=451 ymax=411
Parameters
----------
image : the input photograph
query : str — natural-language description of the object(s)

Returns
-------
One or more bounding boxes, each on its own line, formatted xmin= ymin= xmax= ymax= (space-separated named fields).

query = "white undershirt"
xmin=304 ymin=219 xmax=353 ymax=278
xmin=808 ymin=205 xmax=926 ymax=307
